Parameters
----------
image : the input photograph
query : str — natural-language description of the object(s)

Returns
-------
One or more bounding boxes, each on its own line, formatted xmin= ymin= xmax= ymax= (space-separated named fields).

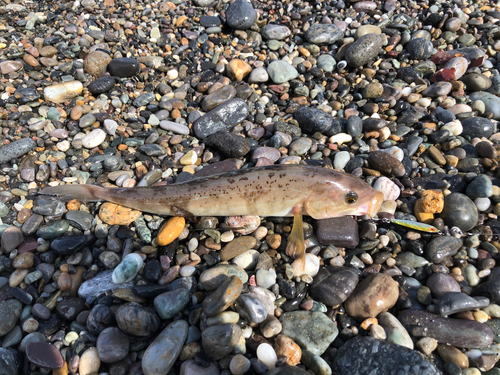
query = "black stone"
xmin=204 ymin=131 xmax=251 ymax=158
xmin=55 ymin=297 xmax=86 ymax=320
xmin=87 ymin=76 xmax=115 ymax=94
xmin=316 ymin=217 xmax=359 ymax=248
xmin=406 ymin=38 xmax=433 ymax=60
xmin=309 ymin=266 xmax=359 ymax=306
xmin=193 ymin=98 xmax=249 ymax=139
xmin=108 ymin=58 xmax=140 ymax=77
xmin=334 ymin=336 xmax=440 ymax=375
xmin=294 ymin=107 xmax=333 ymax=134
xmin=51 ymin=235 xmax=93 ymax=255
xmin=461 ymin=117 xmax=496 ymax=138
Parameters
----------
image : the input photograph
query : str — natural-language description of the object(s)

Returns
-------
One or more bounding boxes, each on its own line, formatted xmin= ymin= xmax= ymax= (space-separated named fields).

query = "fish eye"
xmin=345 ymin=192 xmax=358 ymax=204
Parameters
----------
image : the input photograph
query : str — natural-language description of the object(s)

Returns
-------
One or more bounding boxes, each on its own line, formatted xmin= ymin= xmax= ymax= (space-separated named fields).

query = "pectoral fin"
xmin=286 ymin=206 xmax=306 ymax=271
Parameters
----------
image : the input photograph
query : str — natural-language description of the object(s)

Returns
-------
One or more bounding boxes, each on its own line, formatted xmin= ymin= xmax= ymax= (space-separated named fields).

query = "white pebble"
xmin=334 ymin=151 xmax=350 ymax=170
xmin=292 ymin=253 xmax=320 ymax=278
xmin=329 ymin=133 xmax=352 ymax=145
xmin=159 ymin=120 xmax=190 ymax=135
xmin=475 ymin=197 xmax=491 ymax=211
xmin=373 ymin=177 xmax=400 ymax=201
xmin=188 ymin=238 xmax=198 ymax=252
xmin=256 ymin=269 xmax=276 ymax=289
xmin=57 ymin=140 xmax=70 ymax=152
xmin=232 ymin=250 xmax=259 ymax=270
xmin=82 ymin=128 xmax=106 ymax=149
xmin=148 ymin=114 xmax=160 ymax=126
xmin=443 ymin=120 xmax=463 ymax=136
xmin=103 ymin=119 xmax=118 ymax=135
xmin=416 ymin=98 xmax=431 ymax=107
xmin=253 ymin=227 xmax=268 ymax=241
xmin=380 ymin=146 xmax=404 ymax=161
xmin=256 ymin=343 xmax=277 ymax=369
xmin=220 ymin=231 xmax=235 ymax=242
xmin=180 ymin=265 xmax=195 ymax=277
xmin=167 ymin=69 xmax=179 ymax=80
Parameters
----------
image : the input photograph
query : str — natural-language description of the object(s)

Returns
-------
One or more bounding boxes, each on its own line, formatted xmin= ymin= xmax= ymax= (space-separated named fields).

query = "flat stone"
xmin=438 ymin=292 xmax=490 ymax=317
xmin=202 ymin=85 xmax=237 ymax=111
xmin=203 ymin=275 xmax=243 ymax=317
xmin=368 ymin=151 xmax=406 ymax=177
xmin=260 ymin=25 xmax=291 ymax=40
xmin=1 ymin=226 xmax=24 ymax=253
xmin=79 ymin=269 xmax=135 ymax=298
xmin=51 ymin=235 xmax=91 ymax=255
xmin=305 ymin=24 xmax=344 ymax=45
xmin=0 ymin=299 xmax=22 ymax=337
xmin=461 ymin=116 xmax=496 ymax=138
xmin=26 ymin=342 xmax=64 ymax=369
xmin=267 ymin=60 xmax=298 ymax=84
xmin=96 ymin=327 xmax=130 ymax=363
xmin=204 ymin=131 xmax=251 ymax=158
xmin=193 ymin=98 xmax=249 ymax=139
xmin=280 ymin=311 xmax=338 ymax=355
xmin=333 ymin=336 xmax=440 ymax=375
xmin=426 ymin=236 xmax=463 ymax=264
xmin=220 ymin=236 xmax=257 ymax=261
xmin=399 ymin=309 xmax=494 ymax=348
xmin=426 ymin=273 xmax=461 ymax=298
xmin=309 ymin=266 xmax=359 ymax=307
xmin=65 ymin=210 xmax=94 ymax=231
xmin=316 ymin=217 xmax=359 ymax=248
xmin=87 ymin=76 xmax=115 ymax=94
xmin=200 ymin=264 xmax=249 ymax=291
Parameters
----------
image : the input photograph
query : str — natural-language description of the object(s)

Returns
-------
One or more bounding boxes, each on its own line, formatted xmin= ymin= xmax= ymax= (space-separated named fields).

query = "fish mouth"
xmin=367 ymin=191 xmax=384 ymax=217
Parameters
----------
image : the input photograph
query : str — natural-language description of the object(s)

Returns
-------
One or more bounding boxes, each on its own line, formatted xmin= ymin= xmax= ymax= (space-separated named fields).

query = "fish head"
xmin=304 ymin=173 xmax=384 ymax=219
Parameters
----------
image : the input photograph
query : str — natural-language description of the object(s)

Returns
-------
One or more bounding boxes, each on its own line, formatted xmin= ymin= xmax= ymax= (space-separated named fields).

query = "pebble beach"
xmin=1 ymin=0 xmax=500 ymax=374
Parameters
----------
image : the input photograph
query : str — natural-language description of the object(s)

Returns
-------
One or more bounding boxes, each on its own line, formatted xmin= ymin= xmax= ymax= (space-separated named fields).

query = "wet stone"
xmin=51 ymin=235 xmax=90 ymax=255
xmin=202 ymin=323 xmax=242 ymax=360
xmin=96 ymin=327 xmax=130 ymax=363
xmin=56 ymin=297 xmax=86 ymax=320
xmin=0 ymin=299 xmax=22 ymax=336
xmin=461 ymin=117 xmax=496 ymax=138
xmin=154 ymin=288 xmax=190 ymax=319
xmin=234 ymin=293 xmax=267 ymax=323
xmin=225 ymin=0 xmax=257 ymax=30
xmin=440 ymin=193 xmax=478 ymax=231
xmin=469 ymin=92 xmax=500 ymax=120
xmin=1 ymin=226 xmax=24 ymax=253
xmin=142 ymin=320 xmax=188 ymax=375
xmin=32 ymin=196 xmax=66 ymax=216
xmin=309 ymin=266 xmax=359 ymax=307
xmin=368 ymin=151 xmax=406 ymax=177
xmin=65 ymin=210 xmax=94 ymax=231
xmin=202 ymin=275 xmax=243 ymax=317
xmin=427 ymin=273 xmax=461 ymax=299
xmin=260 ymin=25 xmax=291 ymax=40
xmin=426 ymin=236 xmax=463 ymax=264
xmin=86 ymin=304 xmax=114 ymax=336
xmin=333 ymin=336 xmax=440 ymax=375
xmin=115 ymin=303 xmax=161 ymax=336
xmin=399 ymin=309 xmax=493 ymax=349
xmin=294 ymin=107 xmax=334 ymax=134
xmin=438 ymin=292 xmax=490 ymax=317
xmin=280 ymin=311 xmax=337 ymax=356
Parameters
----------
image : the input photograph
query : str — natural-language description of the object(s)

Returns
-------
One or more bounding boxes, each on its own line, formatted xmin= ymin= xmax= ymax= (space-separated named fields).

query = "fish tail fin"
xmin=38 ymin=184 xmax=108 ymax=202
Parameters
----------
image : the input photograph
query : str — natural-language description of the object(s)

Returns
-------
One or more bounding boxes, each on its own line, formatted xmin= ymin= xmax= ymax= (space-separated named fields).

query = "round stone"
xmin=97 ymin=327 xmax=130 ymax=363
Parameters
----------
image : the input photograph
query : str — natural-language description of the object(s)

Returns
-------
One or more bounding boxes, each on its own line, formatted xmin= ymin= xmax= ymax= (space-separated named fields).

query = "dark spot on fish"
xmin=240 ymin=177 xmax=248 ymax=181
xmin=228 ymin=178 xmax=236 ymax=184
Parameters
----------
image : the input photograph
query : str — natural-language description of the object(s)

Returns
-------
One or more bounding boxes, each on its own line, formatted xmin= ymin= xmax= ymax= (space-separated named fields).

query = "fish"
xmin=40 ymin=165 xmax=384 ymax=274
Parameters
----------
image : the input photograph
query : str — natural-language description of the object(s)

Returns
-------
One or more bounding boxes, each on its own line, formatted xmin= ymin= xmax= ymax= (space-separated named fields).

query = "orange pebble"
xmin=157 ymin=217 xmax=185 ymax=246
xmin=67 ymin=199 xmax=81 ymax=211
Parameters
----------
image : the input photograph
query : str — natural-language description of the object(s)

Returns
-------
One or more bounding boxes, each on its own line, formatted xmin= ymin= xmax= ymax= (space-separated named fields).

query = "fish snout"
xmin=368 ymin=191 xmax=384 ymax=217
